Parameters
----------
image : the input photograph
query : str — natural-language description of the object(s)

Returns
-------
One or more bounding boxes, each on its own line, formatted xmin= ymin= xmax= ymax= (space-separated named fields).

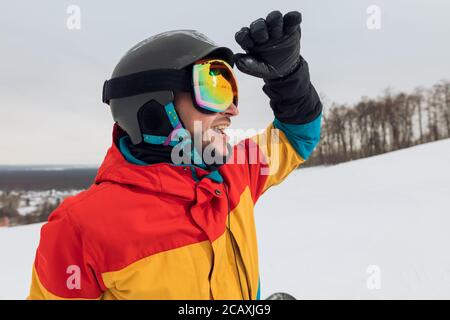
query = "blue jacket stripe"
xmin=273 ymin=113 xmax=322 ymax=160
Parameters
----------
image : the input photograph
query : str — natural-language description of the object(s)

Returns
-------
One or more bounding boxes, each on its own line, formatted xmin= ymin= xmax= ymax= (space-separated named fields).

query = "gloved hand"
xmin=234 ymin=10 xmax=322 ymax=124
xmin=234 ymin=10 xmax=302 ymax=80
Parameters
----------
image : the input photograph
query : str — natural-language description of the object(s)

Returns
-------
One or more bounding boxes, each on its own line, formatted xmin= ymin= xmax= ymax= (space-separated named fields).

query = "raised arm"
xmin=233 ymin=10 xmax=322 ymax=199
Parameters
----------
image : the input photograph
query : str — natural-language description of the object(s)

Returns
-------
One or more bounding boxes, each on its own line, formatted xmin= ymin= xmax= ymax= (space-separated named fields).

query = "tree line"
xmin=306 ymin=79 xmax=450 ymax=166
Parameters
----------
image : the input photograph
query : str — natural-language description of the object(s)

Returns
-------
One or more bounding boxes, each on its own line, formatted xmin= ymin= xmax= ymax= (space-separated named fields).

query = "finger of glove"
xmin=235 ymin=27 xmax=255 ymax=50
xmin=283 ymin=11 xmax=302 ymax=35
xmin=233 ymin=53 xmax=271 ymax=78
xmin=249 ymin=18 xmax=269 ymax=44
xmin=266 ymin=10 xmax=283 ymax=40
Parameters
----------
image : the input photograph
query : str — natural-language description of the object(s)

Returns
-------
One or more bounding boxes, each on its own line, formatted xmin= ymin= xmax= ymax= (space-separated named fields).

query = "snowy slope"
xmin=1 ymin=139 xmax=450 ymax=299
xmin=257 ymin=138 xmax=450 ymax=299
xmin=0 ymin=223 xmax=42 ymax=299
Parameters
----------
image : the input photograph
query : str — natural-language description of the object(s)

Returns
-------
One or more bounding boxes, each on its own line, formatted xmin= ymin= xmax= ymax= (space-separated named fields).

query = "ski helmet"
xmin=102 ymin=30 xmax=234 ymax=145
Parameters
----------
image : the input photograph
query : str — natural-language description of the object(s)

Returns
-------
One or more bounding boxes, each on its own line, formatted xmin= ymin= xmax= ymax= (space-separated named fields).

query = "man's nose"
xmin=223 ymin=103 xmax=239 ymax=116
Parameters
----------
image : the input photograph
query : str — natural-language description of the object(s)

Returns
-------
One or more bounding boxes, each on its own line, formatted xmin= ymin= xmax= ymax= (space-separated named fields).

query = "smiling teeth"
xmin=212 ymin=124 xmax=229 ymax=131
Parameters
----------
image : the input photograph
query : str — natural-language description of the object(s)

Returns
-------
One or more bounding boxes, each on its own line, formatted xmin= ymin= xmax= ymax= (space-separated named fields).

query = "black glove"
xmin=234 ymin=11 xmax=302 ymax=79
xmin=263 ymin=56 xmax=322 ymax=124
xmin=234 ymin=10 xmax=322 ymax=124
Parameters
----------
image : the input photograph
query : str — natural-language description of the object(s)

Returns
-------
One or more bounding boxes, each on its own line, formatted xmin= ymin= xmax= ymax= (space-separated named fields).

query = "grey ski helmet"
xmin=102 ymin=30 xmax=234 ymax=145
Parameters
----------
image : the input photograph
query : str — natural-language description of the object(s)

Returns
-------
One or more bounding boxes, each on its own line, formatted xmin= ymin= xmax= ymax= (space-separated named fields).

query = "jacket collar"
xmin=94 ymin=124 xmax=223 ymax=200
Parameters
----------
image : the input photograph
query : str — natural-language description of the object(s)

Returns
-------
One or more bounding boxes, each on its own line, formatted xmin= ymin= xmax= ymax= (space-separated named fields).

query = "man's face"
xmin=174 ymin=92 xmax=239 ymax=162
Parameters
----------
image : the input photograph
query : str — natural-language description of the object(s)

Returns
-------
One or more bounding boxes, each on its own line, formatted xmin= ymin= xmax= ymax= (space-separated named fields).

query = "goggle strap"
xmin=103 ymin=69 xmax=191 ymax=104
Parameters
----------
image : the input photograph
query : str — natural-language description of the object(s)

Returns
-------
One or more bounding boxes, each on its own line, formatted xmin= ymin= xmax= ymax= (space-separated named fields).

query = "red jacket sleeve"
xmin=28 ymin=206 xmax=104 ymax=299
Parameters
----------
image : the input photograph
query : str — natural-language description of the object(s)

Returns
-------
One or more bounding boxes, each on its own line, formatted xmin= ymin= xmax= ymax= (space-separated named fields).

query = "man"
xmin=28 ymin=10 xmax=322 ymax=300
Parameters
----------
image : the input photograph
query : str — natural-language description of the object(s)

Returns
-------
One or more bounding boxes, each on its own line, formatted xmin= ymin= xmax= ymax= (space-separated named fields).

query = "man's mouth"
xmin=211 ymin=123 xmax=230 ymax=135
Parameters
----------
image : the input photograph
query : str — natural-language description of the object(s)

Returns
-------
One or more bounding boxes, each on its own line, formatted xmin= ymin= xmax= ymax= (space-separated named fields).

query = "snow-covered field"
xmin=0 ymin=223 xmax=42 ymax=299
xmin=1 ymin=139 xmax=449 ymax=299
xmin=257 ymin=138 xmax=450 ymax=299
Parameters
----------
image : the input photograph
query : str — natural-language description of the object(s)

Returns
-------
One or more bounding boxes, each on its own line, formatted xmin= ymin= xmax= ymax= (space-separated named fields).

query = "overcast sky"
xmin=1 ymin=0 xmax=449 ymax=165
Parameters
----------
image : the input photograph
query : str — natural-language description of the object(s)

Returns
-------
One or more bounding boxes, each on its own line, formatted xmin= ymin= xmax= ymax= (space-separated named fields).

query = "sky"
xmin=1 ymin=0 xmax=449 ymax=165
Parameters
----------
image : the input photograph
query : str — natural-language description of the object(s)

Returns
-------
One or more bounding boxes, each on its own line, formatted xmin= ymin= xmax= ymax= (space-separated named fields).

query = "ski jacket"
xmin=27 ymin=114 xmax=320 ymax=300
xmin=28 ymin=58 xmax=322 ymax=299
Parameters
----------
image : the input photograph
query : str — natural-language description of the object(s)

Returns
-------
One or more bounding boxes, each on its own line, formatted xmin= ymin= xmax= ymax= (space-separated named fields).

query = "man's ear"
xmin=137 ymin=100 xmax=174 ymax=136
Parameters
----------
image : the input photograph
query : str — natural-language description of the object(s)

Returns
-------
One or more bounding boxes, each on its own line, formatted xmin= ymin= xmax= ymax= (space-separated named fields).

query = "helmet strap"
xmin=142 ymin=102 xmax=206 ymax=169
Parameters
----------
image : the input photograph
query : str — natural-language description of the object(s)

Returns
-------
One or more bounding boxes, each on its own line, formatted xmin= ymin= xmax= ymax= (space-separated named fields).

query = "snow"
xmin=0 ymin=223 xmax=42 ymax=299
xmin=17 ymin=206 xmax=37 ymax=216
xmin=257 ymin=138 xmax=450 ymax=299
xmin=1 ymin=139 xmax=449 ymax=299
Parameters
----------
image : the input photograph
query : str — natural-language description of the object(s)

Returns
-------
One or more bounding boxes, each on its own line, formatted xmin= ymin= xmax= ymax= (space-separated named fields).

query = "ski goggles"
xmin=102 ymin=58 xmax=238 ymax=114
xmin=191 ymin=59 xmax=238 ymax=113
